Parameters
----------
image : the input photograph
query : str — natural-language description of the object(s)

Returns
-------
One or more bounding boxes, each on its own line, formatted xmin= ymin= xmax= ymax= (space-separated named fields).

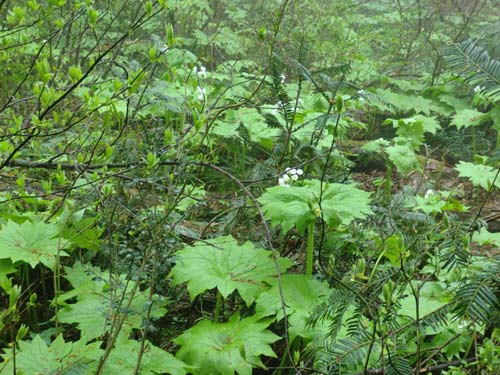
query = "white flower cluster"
xmin=193 ymin=65 xmax=207 ymax=79
xmin=424 ymin=189 xmax=434 ymax=199
xmin=278 ymin=167 xmax=304 ymax=186
xmin=473 ymin=86 xmax=484 ymax=93
xmin=197 ymin=86 xmax=206 ymax=101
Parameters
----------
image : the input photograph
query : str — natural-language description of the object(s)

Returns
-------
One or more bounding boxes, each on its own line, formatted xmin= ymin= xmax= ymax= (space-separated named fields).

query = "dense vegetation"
xmin=1 ymin=1 xmax=500 ymax=374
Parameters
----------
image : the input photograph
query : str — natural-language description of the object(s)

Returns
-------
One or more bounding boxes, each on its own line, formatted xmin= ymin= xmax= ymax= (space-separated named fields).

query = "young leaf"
xmin=168 ymin=236 xmax=292 ymax=305
xmin=174 ymin=314 xmax=279 ymax=375
xmin=0 ymin=220 xmax=69 ymax=269
xmin=455 ymin=161 xmax=500 ymax=190
xmin=258 ymin=179 xmax=372 ymax=235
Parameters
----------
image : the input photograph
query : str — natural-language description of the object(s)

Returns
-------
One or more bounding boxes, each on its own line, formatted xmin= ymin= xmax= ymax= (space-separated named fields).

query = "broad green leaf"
xmin=258 ymin=179 xmax=372 ymax=235
xmin=399 ymin=281 xmax=449 ymax=320
xmin=414 ymin=115 xmax=441 ymax=134
xmin=385 ymin=141 xmax=421 ymax=175
xmin=104 ymin=338 xmax=187 ymax=375
xmin=379 ymin=234 xmax=406 ymax=266
xmin=450 ymin=108 xmax=484 ymax=129
xmin=385 ymin=117 xmax=425 ymax=149
xmin=0 ymin=259 xmax=16 ymax=275
xmin=472 ymin=228 xmax=500 ymax=246
xmin=174 ymin=314 xmax=279 ymax=375
xmin=0 ymin=335 xmax=102 ymax=375
xmin=58 ymin=263 xmax=168 ymax=341
xmin=0 ymin=220 xmax=69 ymax=269
xmin=455 ymin=161 xmax=500 ymax=190
xmin=168 ymin=236 xmax=292 ymax=304
xmin=254 ymin=274 xmax=331 ymax=341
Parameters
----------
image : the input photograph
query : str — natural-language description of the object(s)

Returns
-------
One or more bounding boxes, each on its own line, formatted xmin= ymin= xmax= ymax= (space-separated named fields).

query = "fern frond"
xmin=385 ymin=355 xmax=413 ymax=375
xmin=443 ymin=38 xmax=500 ymax=102
xmin=453 ymin=279 xmax=499 ymax=325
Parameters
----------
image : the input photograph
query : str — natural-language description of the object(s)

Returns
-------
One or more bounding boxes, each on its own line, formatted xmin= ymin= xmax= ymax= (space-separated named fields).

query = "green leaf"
xmin=174 ymin=314 xmax=279 ymax=375
xmin=213 ymin=108 xmax=279 ymax=149
xmin=0 ymin=335 xmax=102 ymax=375
xmin=255 ymin=274 xmax=331 ymax=341
xmin=0 ymin=259 xmax=17 ymax=275
xmin=414 ymin=115 xmax=441 ymax=134
xmin=450 ymin=108 xmax=484 ymax=129
xmin=399 ymin=281 xmax=449 ymax=319
xmin=258 ymin=179 xmax=372 ymax=235
xmin=472 ymin=228 xmax=500 ymax=246
xmin=0 ymin=220 xmax=69 ymax=269
xmin=385 ymin=141 xmax=421 ymax=175
xmin=104 ymin=338 xmax=187 ymax=375
xmin=455 ymin=161 xmax=500 ymax=190
xmin=168 ymin=236 xmax=292 ymax=304
xmin=57 ymin=263 xmax=168 ymax=341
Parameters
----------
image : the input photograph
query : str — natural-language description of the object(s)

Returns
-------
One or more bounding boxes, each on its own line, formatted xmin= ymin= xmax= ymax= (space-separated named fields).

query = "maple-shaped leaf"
xmin=168 ymin=236 xmax=292 ymax=304
xmin=386 ymin=140 xmax=422 ymax=175
xmin=258 ymin=179 xmax=372 ymax=235
xmin=174 ymin=314 xmax=279 ymax=375
xmin=455 ymin=161 xmax=500 ymax=190
xmin=0 ymin=335 xmax=102 ymax=375
xmin=450 ymin=108 xmax=484 ymax=129
xmin=254 ymin=274 xmax=331 ymax=341
xmin=0 ymin=220 xmax=69 ymax=269
xmin=57 ymin=262 xmax=168 ymax=341
xmin=103 ymin=337 xmax=188 ymax=375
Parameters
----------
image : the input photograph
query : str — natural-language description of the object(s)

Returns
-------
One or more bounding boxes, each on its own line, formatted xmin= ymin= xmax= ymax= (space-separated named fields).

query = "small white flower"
xmin=280 ymin=74 xmax=286 ymax=83
xmin=160 ymin=44 xmax=168 ymax=53
xmin=291 ymin=174 xmax=299 ymax=181
xmin=285 ymin=167 xmax=291 ymax=172
xmin=289 ymin=168 xmax=297 ymax=175
xmin=199 ymin=66 xmax=207 ymax=78
xmin=197 ymin=86 xmax=206 ymax=100
xmin=296 ymin=169 xmax=303 ymax=175
xmin=282 ymin=174 xmax=290 ymax=182
xmin=424 ymin=189 xmax=434 ymax=199
xmin=278 ymin=177 xmax=285 ymax=186
xmin=473 ymin=86 xmax=484 ymax=93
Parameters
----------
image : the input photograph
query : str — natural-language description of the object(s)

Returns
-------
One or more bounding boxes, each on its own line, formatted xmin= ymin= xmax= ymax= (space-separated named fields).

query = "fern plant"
xmin=443 ymin=38 xmax=500 ymax=102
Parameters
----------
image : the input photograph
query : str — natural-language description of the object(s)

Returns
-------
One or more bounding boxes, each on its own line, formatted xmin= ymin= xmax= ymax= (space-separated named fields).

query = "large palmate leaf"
xmin=169 ymin=236 xmax=292 ymax=305
xmin=0 ymin=220 xmax=69 ymax=269
xmin=57 ymin=263 xmax=168 ymax=341
xmin=455 ymin=161 xmax=500 ymax=190
xmin=174 ymin=314 xmax=279 ymax=375
xmin=255 ymin=274 xmax=331 ymax=341
xmin=258 ymin=179 xmax=372 ymax=235
xmin=104 ymin=337 xmax=187 ymax=375
xmin=0 ymin=335 xmax=102 ymax=375
xmin=450 ymin=108 xmax=484 ymax=129
xmin=385 ymin=141 xmax=421 ymax=175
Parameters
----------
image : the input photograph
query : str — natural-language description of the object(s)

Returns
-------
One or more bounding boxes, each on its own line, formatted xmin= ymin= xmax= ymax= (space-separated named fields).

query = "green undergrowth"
xmin=1 ymin=1 xmax=500 ymax=374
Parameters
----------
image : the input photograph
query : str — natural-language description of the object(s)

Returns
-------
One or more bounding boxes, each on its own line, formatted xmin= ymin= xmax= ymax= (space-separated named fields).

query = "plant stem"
xmin=214 ymin=291 xmax=222 ymax=322
xmin=306 ymin=222 xmax=314 ymax=277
